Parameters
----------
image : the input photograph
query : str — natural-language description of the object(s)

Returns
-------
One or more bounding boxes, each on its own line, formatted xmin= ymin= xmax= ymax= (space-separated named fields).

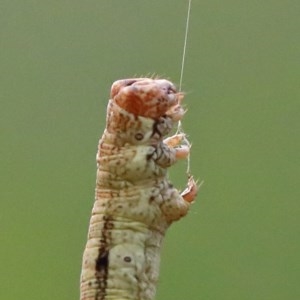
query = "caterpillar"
xmin=80 ymin=78 xmax=198 ymax=300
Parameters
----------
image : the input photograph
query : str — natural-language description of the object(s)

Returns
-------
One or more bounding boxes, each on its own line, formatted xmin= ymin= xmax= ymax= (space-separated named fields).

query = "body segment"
xmin=80 ymin=78 xmax=197 ymax=300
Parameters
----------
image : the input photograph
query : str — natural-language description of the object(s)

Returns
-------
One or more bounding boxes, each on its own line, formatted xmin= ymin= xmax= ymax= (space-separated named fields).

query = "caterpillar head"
xmin=110 ymin=78 xmax=185 ymax=121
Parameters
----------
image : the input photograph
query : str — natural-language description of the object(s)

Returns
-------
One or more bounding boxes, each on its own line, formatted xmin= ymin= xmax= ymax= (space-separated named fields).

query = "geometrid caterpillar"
xmin=80 ymin=78 xmax=198 ymax=300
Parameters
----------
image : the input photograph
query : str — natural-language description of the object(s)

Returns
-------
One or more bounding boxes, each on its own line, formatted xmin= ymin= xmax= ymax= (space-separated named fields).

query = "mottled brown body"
xmin=80 ymin=78 xmax=197 ymax=300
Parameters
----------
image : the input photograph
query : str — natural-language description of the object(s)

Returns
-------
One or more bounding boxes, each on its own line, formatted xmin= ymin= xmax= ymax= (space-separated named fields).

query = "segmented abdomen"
xmin=81 ymin=184 xmax=166 ymax=300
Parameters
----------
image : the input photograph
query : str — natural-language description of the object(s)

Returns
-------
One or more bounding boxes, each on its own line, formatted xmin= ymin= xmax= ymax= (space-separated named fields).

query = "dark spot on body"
xmin=146 ymin=153 xmax=153 ymax=161
xmin=94 ymin=216 xmax=114 ymax=298
xmin=96 ymin=251 xmax=109 ymax=271
xmin=135 ymin=133 xmax=144 ymax=140
xmin=149 ymin=196 xmax=155 ymax=203
xmin=106 ymin=223 xmax=114 ymax=230
xmin=124 ymin=256 xmax=132 ymax=263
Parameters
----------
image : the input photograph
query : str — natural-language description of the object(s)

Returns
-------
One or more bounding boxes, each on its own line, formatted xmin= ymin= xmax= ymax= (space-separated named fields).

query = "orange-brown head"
xmin=110 ymin=78 xmax=185 ymax=121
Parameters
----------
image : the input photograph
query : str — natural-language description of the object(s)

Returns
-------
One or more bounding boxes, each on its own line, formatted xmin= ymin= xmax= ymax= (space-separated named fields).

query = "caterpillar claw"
xmin=181 ymin=175 xmax=199 ymax=203
xmin=175 ymin=145 xmax=190 ymax=160
xmin=164 ymin=133 xmax=185 ymax=147
xmin=164 ymin=134 xmax=191 ymax=160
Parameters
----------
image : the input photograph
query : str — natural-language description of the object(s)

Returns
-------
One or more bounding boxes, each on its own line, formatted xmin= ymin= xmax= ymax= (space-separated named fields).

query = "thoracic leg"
xmin=181 ymin=175 xmax=198 ymax=203
xmin=164 ymin=133 xmax=190 ymax=160
xmin=164 ymin=134 xmax=198 ymax=203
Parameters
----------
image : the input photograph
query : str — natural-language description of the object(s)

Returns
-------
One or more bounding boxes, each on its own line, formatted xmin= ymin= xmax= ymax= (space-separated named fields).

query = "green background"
xmin=1 ymin=1 xmax=299 ymax=299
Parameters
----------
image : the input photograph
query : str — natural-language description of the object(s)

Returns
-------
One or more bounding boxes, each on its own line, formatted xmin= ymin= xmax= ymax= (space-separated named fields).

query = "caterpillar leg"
xmin=160 ymin=176 xmax=198 ymax=222
xmin=164 ymin=134 xmax=190 ymax=160
xmin=164 ymin=133 xmax=185 ymax=147
xmin=164 ymin=134 xmax=197 ymax=202
xmin=181 ymin=175 xmax=199 ymax=203
xmin=151 ymin=133 xmax=191 ymax=168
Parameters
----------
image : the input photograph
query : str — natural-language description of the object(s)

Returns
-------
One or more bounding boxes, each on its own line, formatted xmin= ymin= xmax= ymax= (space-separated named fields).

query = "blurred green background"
xmin=1 ymin=1 xmax=299 ymax=299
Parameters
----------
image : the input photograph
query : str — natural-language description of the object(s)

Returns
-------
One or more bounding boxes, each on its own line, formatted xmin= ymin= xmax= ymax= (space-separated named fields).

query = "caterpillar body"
xmin=80 ymin=78 xmax=198 ymax=300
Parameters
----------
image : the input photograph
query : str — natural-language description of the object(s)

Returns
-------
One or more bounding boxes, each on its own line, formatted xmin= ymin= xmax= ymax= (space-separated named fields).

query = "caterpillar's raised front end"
xmin=80 ymin=78 xmax=198 ymax=300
